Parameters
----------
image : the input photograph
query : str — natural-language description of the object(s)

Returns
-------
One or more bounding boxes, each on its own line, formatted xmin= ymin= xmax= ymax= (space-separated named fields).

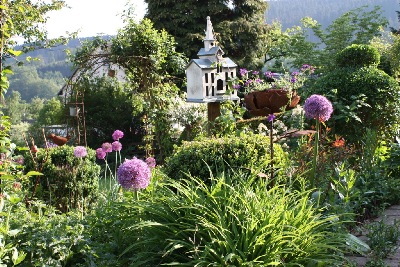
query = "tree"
xmin=144 ymin=0 xmax=270 ymax=69
xmin=3 ymin=91 xmax=26 ymax=124
xmin=28 ymin=96 xmax=44 ymax=120
xmin=35 ymin=97 xmax=64 ymax=126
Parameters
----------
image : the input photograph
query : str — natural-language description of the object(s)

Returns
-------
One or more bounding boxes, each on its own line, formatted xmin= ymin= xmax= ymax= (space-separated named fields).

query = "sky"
xmin=45 ymin=0 xmax=147 ymax=38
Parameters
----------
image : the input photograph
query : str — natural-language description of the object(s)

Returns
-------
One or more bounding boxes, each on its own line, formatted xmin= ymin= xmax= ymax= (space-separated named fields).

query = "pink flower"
xmin=112 ymin=141 xmax=122 ymax=151
xmin=112 ymin=130 xmax=124 ymax=141
xmin=12 ymin=182 xmax=21 ymax=191
xmin=102 ymin=142 xmax=112 ymax=153
xmin=73 ymin=146 xmax=87 ymax=158
xmin=96 ymin=148 xmax=106 ymax=160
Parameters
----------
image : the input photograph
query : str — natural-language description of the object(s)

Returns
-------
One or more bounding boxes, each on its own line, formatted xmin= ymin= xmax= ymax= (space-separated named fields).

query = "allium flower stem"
xmin=311 ymin=119 xmax=320 ymax=188
xmin=269 ymin=117 xmax=274 ymax=186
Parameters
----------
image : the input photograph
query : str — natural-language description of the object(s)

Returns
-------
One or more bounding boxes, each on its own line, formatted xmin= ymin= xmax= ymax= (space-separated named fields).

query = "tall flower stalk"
xmin=303 ymin=94 xmax=333 ymax=188
xmin=267 ymin=113 xmax=276 ymax=186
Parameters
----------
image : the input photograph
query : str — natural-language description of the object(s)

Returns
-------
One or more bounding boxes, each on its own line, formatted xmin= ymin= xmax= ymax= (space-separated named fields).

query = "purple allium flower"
xmin=74 ymin=146 xmax=87 ymax=158
xmin=290 ymin=77 xmax=297 ymax=83
xmin=145 ymin=157 xmax=156 ymax=168
xmin=291 ymin=71 xmax=299 ymax=76
xmin=112 ymin=130 xmax=124 ymax=141
xmin=255 ymin=78 xmax=262 ymax=83
xmin=267 ymin=113 xmax=276 ymax=122
xmin=117 ymin=158 xmax=151 ymax=190
xmin=233 ymin=84 xmax=241 ymax=90
xmin=112 ymin=141 xmax=122 ymax=151
xmin=252 ymin=70 xmax=259 ymax=75
xmin=303 ymin=94 xmax=333 ymax=122
xmin=102 ymin=142 xmax=112 ymax=153
xmin=239 ymin=68 xmax=248 ymax=76
xmin=96 ymin=148 xmax=106 ymax=160
xmin=264 ymin=71 xmax=274 ymax=79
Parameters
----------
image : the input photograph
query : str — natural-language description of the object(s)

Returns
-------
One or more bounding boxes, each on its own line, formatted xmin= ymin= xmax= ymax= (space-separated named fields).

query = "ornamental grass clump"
xmin=117 ymin=172 xmax=362 ymax=266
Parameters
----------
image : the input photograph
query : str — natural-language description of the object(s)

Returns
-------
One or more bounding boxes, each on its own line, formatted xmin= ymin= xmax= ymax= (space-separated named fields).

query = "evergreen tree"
xmin=144 ymin=0 xmax=270 ymax=69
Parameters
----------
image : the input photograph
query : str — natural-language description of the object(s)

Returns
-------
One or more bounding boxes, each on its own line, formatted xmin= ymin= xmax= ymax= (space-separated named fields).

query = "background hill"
xmin=7 ymin=38 xmax=91 ymax=102
xmin=266 ymin=0 xmax=399 ymax=30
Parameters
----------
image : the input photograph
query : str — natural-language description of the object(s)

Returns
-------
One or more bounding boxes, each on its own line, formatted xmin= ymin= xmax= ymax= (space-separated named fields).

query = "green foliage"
xmin=336 ymin=44 xmax=381 ymax=68
xmin=78 ymin=77 xmax=139 ymax=149
xmin=35 ymin=97 xmax=64 ymax=126
xmin=3 ymin=91 xmax=27 ymax=124
xmin=115 ymin=173 xmax=354 ymax=266
xmin=310 ymin=63 xmax=400 ymax=143
xmin=27 ymin=97 xmax=65 ymax=144
xmin=10 ymin=208 xmax=90 ymax=267
xmin=23 ymin=145 xmax=100 ymax=212
xmin=163 ymin=132 xmax=288 ymax=183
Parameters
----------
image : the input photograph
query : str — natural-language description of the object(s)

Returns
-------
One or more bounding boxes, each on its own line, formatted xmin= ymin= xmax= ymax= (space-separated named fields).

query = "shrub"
xmin=335 ymin=44 xmax=380 ymax=68
xmin=24 ymin=145 xmax=100 ymax=212
xmin=163 ymin=132 xmax=288 ymax=183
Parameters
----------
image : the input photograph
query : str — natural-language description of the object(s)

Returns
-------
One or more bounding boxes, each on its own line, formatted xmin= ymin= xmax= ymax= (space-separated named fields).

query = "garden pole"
xmin=207 ymin=102 xmax=221 ymax=134
xmin=269 ymin=119 xmax=274 ymax=186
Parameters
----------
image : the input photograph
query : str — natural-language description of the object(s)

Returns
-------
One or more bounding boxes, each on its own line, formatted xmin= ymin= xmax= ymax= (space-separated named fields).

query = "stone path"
xmin=347 ymin=205 xmax=400 ymax=266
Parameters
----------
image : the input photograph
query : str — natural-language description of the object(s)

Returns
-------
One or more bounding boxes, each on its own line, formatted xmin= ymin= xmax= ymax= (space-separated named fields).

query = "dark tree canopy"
xmin=144 ymin=0 xmax=270 ymax=69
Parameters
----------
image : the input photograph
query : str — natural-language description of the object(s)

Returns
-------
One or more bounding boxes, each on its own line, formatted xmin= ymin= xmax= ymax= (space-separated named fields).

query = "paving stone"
xmin=345 ymin=206 xmax=400 ymax=266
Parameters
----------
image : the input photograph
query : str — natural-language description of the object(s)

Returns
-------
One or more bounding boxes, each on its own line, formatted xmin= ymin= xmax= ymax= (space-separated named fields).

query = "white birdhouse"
xmin=186 ymin=16 xmax=239 ymax=103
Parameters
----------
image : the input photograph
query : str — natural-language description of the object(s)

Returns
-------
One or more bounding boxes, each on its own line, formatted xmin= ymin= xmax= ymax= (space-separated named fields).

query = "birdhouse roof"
xmin=197 ymin=46 xmax=224 ymax=57
xmin=186 ymin=58 xmax=237 ymax=70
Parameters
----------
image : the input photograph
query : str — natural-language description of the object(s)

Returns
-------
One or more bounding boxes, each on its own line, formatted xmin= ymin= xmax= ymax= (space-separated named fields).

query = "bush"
xmin=335 ymin=44 xmax=380 ymax=68
xmin=24 ymin=145 xmax=100 ymax=212
xmin=163 ymin=132 xmax=288 ymax=183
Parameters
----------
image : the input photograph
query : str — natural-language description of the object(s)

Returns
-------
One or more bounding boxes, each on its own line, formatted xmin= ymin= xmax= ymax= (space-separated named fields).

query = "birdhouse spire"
xmin=204 ymin=16 xmax=216 ymax=52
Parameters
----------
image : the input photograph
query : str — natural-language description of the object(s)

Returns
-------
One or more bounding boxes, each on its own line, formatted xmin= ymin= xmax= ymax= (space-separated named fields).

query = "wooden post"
xmin=207 ymin=102 xmax=220 ymax=135
xmin=207 ymin=102 xmax=221 ymax=122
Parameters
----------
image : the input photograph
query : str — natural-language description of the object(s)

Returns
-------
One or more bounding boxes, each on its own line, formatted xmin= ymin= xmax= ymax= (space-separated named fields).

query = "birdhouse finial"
xmin=204 ymin=16 xmax=217 ymax=52
xmin=205 ymin=16 xmax=215 ymax=41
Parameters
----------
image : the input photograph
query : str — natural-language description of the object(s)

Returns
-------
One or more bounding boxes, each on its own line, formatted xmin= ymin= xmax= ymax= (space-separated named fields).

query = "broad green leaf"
xmin=346 ymin=233 xmax=370 ymax=255
xmin=26 ymin=171 xmax=43 ymax=176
